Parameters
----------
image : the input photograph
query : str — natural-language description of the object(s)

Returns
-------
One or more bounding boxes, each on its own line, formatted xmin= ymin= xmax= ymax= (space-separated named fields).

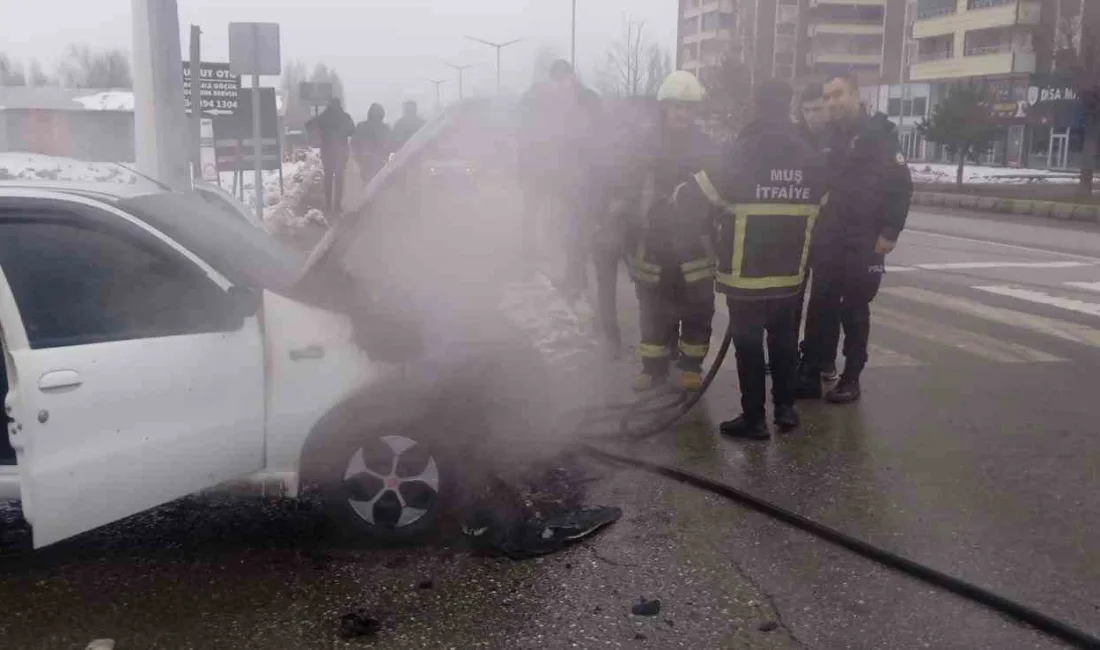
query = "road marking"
xmin=973 ymin=285 xmax=1100 ymax=318
xmin=886 ymin=265 xmax=920 ymax=272
xmin=913 ymin=261 xmax=1093 ymax=270
xmin=873 ymin=304 xmax=1064 ymax=363
xmin=1065 ymin=281 xmax=1100 ymax=294
xmin=866 ymin=343 xmax=924 ymax=368
xmin=883 ymin=286 xmax=1100 ymax=349
xmin=906 ymin=229 xmax=1100 ymax=263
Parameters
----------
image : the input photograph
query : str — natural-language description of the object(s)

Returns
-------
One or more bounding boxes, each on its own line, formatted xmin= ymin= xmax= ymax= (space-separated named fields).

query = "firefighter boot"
xmin=678 ymin=371 xmax=704 ymax=392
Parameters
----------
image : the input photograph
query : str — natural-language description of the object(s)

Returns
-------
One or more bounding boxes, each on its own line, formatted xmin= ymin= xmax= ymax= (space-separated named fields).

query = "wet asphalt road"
xmin=2 ymin=205 xmax=1100 ymax=649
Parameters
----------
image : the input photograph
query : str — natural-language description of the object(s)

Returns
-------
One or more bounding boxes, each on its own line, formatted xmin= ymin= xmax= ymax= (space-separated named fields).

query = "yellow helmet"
xmin=657 ymin=70 xmax=706 ymax=103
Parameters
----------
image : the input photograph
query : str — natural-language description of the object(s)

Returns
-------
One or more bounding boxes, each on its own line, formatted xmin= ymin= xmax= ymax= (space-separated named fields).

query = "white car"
xmin=0 ymin=107 xmax=474 ymax=548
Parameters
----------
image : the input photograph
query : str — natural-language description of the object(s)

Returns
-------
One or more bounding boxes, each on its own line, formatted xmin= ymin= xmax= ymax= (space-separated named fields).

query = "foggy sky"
xmin=2 ymin=0 xmax=677 ymax=118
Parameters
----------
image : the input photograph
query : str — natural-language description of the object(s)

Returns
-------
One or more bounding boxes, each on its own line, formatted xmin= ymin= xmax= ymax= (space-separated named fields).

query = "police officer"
xmin=627 ymin=71 xmax=719 ymax=392
xmin=795 ymin=73 xmax=913 ymax=404
xmin=675 ymin=80 xmax=826 ymax=439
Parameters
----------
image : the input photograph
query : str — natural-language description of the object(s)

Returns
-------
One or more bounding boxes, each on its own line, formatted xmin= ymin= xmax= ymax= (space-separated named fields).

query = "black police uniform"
xmin=627 ymin=122 xmax=719 ymax=380
xmin=799 ymin=112 xmax=913 ymax=398
xmin=675 ymin=116 xmax=826 ymax=434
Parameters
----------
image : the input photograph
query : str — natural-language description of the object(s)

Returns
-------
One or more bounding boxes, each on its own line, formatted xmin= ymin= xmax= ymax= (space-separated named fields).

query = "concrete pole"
xmin=252 ymin=75 xmax=263 ymax=222
xmin=131 ymin=0 xmax=191 ymax=190
xmin=189 ymin=25 xmax=202 ymax=179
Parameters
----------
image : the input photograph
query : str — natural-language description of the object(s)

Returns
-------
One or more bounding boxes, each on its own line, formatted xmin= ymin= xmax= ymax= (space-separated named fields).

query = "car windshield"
xmin=120 ymin=192 xmax=304 ymax=292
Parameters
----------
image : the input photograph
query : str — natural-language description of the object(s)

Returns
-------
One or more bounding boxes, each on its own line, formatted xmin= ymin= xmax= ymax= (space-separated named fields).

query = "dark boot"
xmin=793 ymin=368 xmax=822 ymax=400
xmin=773 ymin=404 xmax=800 ymax=433
xmin=719 ymin=415 xmax=770 ymax=441
xmin=825 ymin=378 xmax=861 ymax=404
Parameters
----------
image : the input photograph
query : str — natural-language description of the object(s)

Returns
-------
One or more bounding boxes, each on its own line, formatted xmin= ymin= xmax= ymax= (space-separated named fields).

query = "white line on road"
xmin=973 ymin=285 xmax=1100 ymax=318
xmin=883 ymin=286 xmax=1100 ymax=348
xmin=1065 ymin=281 xmax=1100 ymax=294
xmin=873 ymin=304 xmax=1065 ymax=363
xmin=906 ymin=229 xmax=1100 ymax=263
xmin=913 ymin=261 xmax=1094 ymax=270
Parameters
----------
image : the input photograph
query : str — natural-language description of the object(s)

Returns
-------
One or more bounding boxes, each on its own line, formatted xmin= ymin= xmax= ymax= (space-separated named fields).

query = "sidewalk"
xmin=913 ymin=189 xmax=1100 ymax=223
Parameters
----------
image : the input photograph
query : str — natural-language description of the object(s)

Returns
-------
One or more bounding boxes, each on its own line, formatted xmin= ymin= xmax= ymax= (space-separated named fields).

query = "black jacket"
xmin=813 ymin=112 xmax=913 ymax=269
xmin=310 ymin=106 xmax=355 ymax=161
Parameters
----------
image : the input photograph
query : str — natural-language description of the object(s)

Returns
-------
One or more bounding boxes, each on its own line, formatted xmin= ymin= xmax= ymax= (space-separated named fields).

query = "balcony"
xmin=914 ymin=1 xmax=1041 ymax=39
xmin=909 ymin=49 xmax=1036 ymax=80
xmin=812 ymin=51 xmax=884 ymax=66
xmin=810 ymin=21 xmax=885 ymax=35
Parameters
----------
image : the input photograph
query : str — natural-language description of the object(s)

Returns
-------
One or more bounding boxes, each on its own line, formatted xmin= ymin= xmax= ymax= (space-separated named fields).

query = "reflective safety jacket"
xmin=674 ymin=117 xmax=827 ymax=301
xmin=625 ymin=123 xmax=720 ymax=286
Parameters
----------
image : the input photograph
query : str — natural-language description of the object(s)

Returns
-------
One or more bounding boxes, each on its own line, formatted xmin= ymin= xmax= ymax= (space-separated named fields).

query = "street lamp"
xmin=446 ymin=63 xmax=474 ymax=99
xmin=465 ymin=36 xmax=523 ymax=93
xmin=426 ymin=78 xmax=446 ymax=114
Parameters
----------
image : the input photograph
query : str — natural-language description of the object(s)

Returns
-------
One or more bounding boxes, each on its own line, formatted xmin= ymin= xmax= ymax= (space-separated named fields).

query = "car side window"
xmin=0 ymin=214 xmax=240 ymax=349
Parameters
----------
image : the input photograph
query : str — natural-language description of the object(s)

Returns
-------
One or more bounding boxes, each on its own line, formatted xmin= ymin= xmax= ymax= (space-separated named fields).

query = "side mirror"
xmin=227 ymin=286 xmax=262 ymax=320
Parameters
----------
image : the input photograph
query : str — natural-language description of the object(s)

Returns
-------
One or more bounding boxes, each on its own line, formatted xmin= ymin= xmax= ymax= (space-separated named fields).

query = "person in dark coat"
xmin=309 ymin=97 xmax=355 ymax=215
xmin=795 ymin=72 xmax=914 ymax=404
xmin=353 ymin=103 xmax=391 ymax=183
xmin=392 ymin=100 xmax=426 ymax=148
xmin=516 ymin=59 xmax=602 ymax=300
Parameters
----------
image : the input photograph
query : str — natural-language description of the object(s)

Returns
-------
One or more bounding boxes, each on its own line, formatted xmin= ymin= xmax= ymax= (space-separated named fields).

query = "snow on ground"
xmin=910 ymin=163 xmax=1077 ymax=185
xmin=0 ymin=152 xmax=138 ymax=184
xmin=72 ymin=91 xmax=135 ymax=111
xmin=219 ymin=150 xmax=327 ymax=237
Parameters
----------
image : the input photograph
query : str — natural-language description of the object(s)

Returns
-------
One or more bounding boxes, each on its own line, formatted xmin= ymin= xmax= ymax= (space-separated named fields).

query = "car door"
xmin=0 ymin=195 xmax=265 ymax=548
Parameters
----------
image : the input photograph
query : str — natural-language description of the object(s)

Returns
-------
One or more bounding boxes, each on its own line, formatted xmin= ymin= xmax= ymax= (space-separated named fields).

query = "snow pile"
xmin=73 ymin=91 xmax=135 ymax=111
xmin=910 ymin=163 xmax=1077 ymax=185
xmin=0 ymin=152 xmax=138 ymax=184
xmin=257 ymin=151 xmax=329 ymax=237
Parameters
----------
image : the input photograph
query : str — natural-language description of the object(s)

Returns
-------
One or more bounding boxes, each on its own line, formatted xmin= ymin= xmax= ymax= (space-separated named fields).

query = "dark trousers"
xmin=322 ymin=158 xmax=346 ymax=215
xmin=729 ymin=296 xmax=800 ymax=421
xmin=592 ymin=242 xmax=621 ymax=346
xmin=802 ymin=263 xmax=883 ymax=381
xmin=637 ymin=277 xmax=714 ymax=377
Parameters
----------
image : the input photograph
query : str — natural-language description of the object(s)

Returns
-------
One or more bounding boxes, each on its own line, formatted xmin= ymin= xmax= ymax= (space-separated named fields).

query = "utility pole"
xmin=571 ymin=0 xmax=577 ymax=67
xmin=447 ymin=63 xmax=474 ymax=99
xmin=132 ymin=0 xmax=191 ymax=190
xmin=426 ymin=78 xmax=445 ymax=113
xmin=188 ymin=25 xmax=202 ymax=179
xmin=465 ymin=36 xmax=522 ymax=93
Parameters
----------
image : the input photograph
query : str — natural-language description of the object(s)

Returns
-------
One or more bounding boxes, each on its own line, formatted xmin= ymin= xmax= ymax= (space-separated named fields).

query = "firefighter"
xmin=674 ymin=80 xmax=826 ymax=439
xmin=795 ymin=72 xmax=913 ymax=404
xmin=627 ymin=70 xmax=719 ymax=393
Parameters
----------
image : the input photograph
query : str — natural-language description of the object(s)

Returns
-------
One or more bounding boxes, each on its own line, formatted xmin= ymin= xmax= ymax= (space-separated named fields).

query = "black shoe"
xmin=825 ymin=378 xmax=861 ymax=404
xmin=719 ymin=415 xmax=770 ymax=441
xmin=793 ymin=372 xmax=822 ymax=400
xmin=773 ymin=404 xmax=800 ymax=433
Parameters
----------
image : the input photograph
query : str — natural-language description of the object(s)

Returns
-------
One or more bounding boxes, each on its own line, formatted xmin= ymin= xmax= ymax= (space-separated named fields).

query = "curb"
xmin=912 ymin=191 xmax=1100 ymax=223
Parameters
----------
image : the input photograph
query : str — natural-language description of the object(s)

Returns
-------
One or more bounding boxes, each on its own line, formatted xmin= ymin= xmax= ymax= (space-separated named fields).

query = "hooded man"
xmin=309 ymin=97 xmax=355 ymax=214
xmin=353 ymin=103 xmax=392 ymax=183
xmin=392 ymin=100 xmax=426 ymax=148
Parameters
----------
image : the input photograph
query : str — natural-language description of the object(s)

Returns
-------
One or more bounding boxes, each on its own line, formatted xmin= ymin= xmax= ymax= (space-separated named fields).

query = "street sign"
xmin=183 ymin=62 xmax=241 ymax=117
xmin=212 ymin=88 xmax=279 ymax=141
xmin=299 ymin=81 xmax=334 ymax=106
xmin=229 ymin=23 xmax=281 ymax=76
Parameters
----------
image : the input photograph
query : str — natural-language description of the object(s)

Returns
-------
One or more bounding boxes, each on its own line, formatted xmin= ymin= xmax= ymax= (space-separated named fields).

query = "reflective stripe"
xmin=694 ymin=171 xmax=723 ymax=207
xmin=679 ymin=341 xmax=709 ymax=358
xmin=681 ymin=256 xmax=715 ymax=273
xmin=684 ymin=267 xmax=715 ymax=283
xmin=717 ymin=202 xmax=820 ymax=291
xmin=639 ymin=344 xmax=671 ymax=359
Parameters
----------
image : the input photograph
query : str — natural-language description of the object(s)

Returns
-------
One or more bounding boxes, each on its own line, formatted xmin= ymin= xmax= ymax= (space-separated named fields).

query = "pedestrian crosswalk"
xmin=707 ymin=281 xmax=1100 ymax=371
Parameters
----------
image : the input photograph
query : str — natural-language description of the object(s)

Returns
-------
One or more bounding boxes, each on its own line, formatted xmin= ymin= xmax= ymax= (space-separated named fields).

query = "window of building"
xmin=888 ymin=97 xmax=902 ymax=116
xmin=916 ymin=0 xmax=956 ymax=20
xmin=720 ymin=11 xmax=735 ymax=30
xmin=776 ymin=21 xmax=797 ymax=36
xmin=968 ymin=0 xmax=1014 ymax=9
xmin=0 ymin=216 xmax=239 ymax=349
xmin=701 ymin=11 xmax=721 ymax=32
xmin=777 ymin=5 xmax=799 ymax=25
xmin=682 ymin=16 xmax=699 ymax=36
xmin=911 ymin=96 xmax=928 ymax=116
xmin=682 ymin=42 xmax=699 ymax=62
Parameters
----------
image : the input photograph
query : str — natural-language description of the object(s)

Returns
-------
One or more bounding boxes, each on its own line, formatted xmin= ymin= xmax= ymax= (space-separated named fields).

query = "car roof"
xmin=0 ymin=179 xmax=163 ymax=202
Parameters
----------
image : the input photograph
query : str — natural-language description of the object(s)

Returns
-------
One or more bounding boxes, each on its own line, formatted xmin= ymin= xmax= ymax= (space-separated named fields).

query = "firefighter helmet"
xmin=657 ymin=71 xmax=706 ymax=103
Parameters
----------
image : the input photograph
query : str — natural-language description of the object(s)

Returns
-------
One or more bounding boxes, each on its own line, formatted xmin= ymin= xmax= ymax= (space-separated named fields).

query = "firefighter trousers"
xmin=636 ymin=276 xmax=714 ymax=377
xmin=728 ymin=296 xmax=801 ymax=421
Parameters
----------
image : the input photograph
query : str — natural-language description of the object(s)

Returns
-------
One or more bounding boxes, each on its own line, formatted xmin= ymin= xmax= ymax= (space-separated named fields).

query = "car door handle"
xmin=38 ymin=370 xmax=83 ymax=391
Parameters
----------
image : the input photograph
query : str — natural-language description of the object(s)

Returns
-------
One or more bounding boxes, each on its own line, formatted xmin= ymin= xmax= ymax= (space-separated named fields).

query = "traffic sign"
xmin=183 ymin=61 xmax=241 ymax=117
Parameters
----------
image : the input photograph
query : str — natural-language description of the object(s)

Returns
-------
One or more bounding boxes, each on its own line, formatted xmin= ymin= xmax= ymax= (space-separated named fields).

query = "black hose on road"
xmin=568 ymin=320 xmax=1100 ymax=649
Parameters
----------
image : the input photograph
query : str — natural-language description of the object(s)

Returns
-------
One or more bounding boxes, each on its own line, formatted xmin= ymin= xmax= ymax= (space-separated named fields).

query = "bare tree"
xmin=58 ymin=45 xmax=131 ymax=88
xmin=26 ymin=59 xmax=54 ymax=87
xmin=281 ymin=59 xmax=311 ymax=129
xmin=597 ymin=18 xmax=670 ymax=98
xmin=1055 ymin=8 xmax=1100 ymax=194
xmin=0 ymin=54 xmax=27 ymax=86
